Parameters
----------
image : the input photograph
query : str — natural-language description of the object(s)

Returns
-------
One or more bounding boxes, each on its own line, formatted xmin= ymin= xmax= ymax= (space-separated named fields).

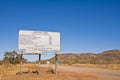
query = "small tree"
xmin=0 ymin=60 xmax=2 ymax=65
xmin=3 ymin=51 xmax=27 ymax=65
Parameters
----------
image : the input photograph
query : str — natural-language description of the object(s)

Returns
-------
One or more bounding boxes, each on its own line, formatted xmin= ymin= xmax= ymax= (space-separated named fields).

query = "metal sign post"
xmin=18 ymin=30 xmax=61 ymax=75
xmin=55 ymin=52 xmax=58 ymax=75
xmin=38 ymin=54 xmax=41 ymax=74
xmin=20 ymin=54 xmax=23 ymax=75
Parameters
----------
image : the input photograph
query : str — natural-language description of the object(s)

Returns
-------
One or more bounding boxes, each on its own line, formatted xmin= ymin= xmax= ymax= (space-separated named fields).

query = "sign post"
xmin=20 ymin=54 xmax=23 ymax=75
xmin=55 ymin=52 xmax=58 ymax=75
xmin=18 ymin=30 xmax=60 ymax=75
xmin=38 ymin=54 xmax=41 ymax=74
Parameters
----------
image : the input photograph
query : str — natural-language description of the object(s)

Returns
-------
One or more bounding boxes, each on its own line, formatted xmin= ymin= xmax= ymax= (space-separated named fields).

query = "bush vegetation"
xmin=1 ymin=51 xmax=27 ymax=65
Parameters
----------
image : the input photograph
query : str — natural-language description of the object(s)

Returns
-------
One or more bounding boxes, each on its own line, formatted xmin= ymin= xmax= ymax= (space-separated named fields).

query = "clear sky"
xmin=0 ymin=0 xmax=120 ymax=61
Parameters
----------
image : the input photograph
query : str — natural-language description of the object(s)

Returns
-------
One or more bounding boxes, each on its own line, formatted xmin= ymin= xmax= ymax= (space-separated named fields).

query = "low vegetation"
xmin=50 ymin=49 xmax=120 ymax=65
xmin=1 ymin=51 xmax=27 ymax=66
xmin=0 ymin=64 xmax=74 ymax=80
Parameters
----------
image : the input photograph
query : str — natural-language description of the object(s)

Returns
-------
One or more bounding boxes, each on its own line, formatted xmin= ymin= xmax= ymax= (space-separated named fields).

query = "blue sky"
xmin=0 ymin=0 xmax=120 ymax=61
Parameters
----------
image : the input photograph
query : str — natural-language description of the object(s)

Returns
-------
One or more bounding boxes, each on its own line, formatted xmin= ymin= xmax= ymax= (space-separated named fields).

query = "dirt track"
xmin=42 ymin=65 xmax=120 ymax=80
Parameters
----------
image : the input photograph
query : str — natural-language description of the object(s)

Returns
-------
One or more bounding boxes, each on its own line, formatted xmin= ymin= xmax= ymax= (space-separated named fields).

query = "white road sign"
xmin=18 ymin=30 xmax=60 ymax=54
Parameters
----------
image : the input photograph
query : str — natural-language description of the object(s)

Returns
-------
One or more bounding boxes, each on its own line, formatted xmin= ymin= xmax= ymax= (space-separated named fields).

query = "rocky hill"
xmin=50 ymin=49 xmax=120 ymax=64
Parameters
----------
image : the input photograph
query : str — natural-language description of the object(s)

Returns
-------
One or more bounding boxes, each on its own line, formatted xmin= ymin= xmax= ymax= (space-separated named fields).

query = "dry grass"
xmin=1 ymin=63 xmax=119 ymax=80
xmin=0 ymin=63 xmax=120 ymax=80
xmin=70 ymin=64 xmax=120 ymax=70
xmin=0 ymin=64 xmax=75 ymax=80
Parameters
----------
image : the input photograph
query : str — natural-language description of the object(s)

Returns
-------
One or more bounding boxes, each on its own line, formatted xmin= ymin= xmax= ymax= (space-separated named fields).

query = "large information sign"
xmin=18 ymin=30 xmax=60 ymax=54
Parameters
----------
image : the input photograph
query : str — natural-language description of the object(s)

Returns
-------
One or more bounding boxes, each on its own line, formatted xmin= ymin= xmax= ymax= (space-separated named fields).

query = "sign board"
xmin=18 ymin=30 xmax=60 ymax=54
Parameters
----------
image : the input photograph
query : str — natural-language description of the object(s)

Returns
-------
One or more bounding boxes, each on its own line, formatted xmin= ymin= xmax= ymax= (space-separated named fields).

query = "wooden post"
xmin=55 ymin=52 xmax=58 ymax=75
xmin=20 ymin=54 xmax=23 ymax=75
xmin=38 ymin=54 xmax=41 ymax=74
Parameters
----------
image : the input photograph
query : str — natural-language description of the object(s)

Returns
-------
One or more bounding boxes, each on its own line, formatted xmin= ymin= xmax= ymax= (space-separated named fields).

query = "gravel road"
xmin=57 ymin=65 xmax=120 ymax=80
xmin=41 ymin=64 xmax=120 ymax=80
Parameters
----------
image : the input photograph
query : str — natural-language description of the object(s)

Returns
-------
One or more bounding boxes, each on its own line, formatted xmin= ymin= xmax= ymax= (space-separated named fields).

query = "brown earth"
xmin=42 ymin=64 xmax=120 ymax=80
xmin=0 ymin=64 xmax=85 ymax=80
xmin=0 ymin=64 xmax=120 ymax=80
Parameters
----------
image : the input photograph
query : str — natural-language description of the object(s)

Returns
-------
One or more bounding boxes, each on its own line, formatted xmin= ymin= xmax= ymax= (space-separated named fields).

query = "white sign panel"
xmin=18 ymin=30 xmax=60 ymax=54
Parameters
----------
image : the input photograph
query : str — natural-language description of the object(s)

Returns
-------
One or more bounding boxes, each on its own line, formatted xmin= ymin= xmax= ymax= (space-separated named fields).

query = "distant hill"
xmin=50 ymin=49 xmax=120 ymax=64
